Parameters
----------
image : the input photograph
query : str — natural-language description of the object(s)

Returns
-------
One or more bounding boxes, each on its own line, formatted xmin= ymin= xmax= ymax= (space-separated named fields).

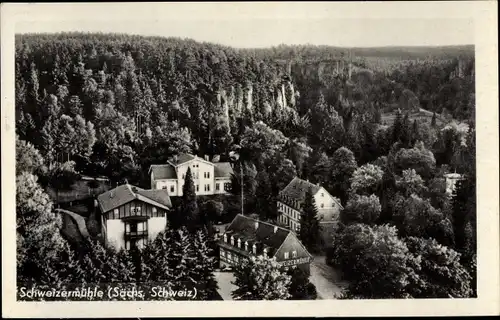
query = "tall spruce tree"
xmin=255 ymin=170 xmax=274 ymax=222
xmin=190 ymin=229 xmax=219 ymax=300
xmin=451 ymin=176 xmax=474 ymax=252
xmin=299 ymin=188 xmax=321 ymax=253
xmin=392 ymin=109 xmax=404 ymax=145
xmin=181 ymin=167 xmax=200 ymax=231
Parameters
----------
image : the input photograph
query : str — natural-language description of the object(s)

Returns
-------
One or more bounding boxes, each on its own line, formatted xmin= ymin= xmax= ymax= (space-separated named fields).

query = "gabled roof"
xmin=279 ymin=177 xmax=322 ymax=203
xmin=224 ymin=214 xmax=291 ymax=256
xmin=97 ymin=184 xmax=171 ymax=213
xmin=214 ymin=162 xmax=234 ymax=178
xmin=149 ymin=164 xmax=177 ymax=180
xmin=169 ymin=153 xmax=196 ymax=166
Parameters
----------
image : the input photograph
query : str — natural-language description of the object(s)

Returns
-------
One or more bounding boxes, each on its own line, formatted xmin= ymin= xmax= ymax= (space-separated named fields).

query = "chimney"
xmin=254 ymin=221 xmax=259 ymax=230
xmin=274 ymin=226 xmax=278 ymax=233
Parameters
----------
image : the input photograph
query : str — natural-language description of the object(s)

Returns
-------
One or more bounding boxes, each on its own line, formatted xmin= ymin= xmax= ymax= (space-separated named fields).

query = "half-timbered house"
xmin=97 ymin=184 xmax=172 ymax=251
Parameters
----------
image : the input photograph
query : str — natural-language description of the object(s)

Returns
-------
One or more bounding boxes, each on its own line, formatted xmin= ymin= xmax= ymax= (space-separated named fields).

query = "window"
xmin=252 ymin=244 xmax=257 ymax=254
xmin=195 ymin=172 xmax=199 ymax=179
xmin=130 ymin=206 xmax=142 ymax=215
xmin=207 ymin=184 xmax=210 ymax=192
xmin=196 ymin=184 xmax=199 ymax=192
xmin=284 ymin=252 xmax=289 ymax=259
xmin=223 ymin=234 xmax=227 ymax=242
xmin=292 ymin=250 xmax=297 ymax=258
xmin=162 ymin=186 xmax=167 ymax=189
xmin=237 ymin=239 xmax=241 ymax=248
xmin=231 ymin=236 xmax=234 ymax=246
xmin=221 ymin=250 xmax=225 ymax=257
xmin=170 ymin=185 xmax=175 ymax=193
xmin=245 ymin=241 xmax=249 ymax=251
xmin=216 ymin=183 xmax=220 ymax=191
xmin=203 ymin=172 xmax=206 ymax=178
xmin=207 ymin=172 xmax=210 ymax=179
xmin=320 ymin=203 xmax=324 ymax=208
xmin=224 ymin=183 xmax=231 ymax=191
xmin=227 ymin=252 xmax=232 ymax=260
xmin=114 ymin=208 xmax=119 ymax=215
xmin=321 ymin=193 xmax=324 ymax=197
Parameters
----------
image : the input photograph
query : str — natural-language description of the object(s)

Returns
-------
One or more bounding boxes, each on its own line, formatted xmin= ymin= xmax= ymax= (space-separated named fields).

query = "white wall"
xmin=106 ymin=219 xmax=125 ymax=251
xmin=214 ymin=178 xmax=231 ymax=194
xmin=313 ymin=187 xmax=336 ymax=210
xmin=154 ymin=179 xmax=178 ymax=196
xmin=148 ymin=216 xmax=167 ymax=241
xmin=176 ymin=159 xmax=215 ymax=196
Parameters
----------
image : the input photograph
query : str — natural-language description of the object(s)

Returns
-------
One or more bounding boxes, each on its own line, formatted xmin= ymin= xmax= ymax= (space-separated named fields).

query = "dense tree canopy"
xmin=15 ymin=33 xmax=476 ymax=300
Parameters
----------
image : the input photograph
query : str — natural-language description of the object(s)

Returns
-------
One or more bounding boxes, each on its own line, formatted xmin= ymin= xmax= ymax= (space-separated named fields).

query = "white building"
xmin=149 ymin=153 xmax=233 ymax=196
xmin=277 ymin=177 xmax=343 ymax=233
xmin=97 ymin=184 xmax=172 ymax=251
xmin=444 ymin=173 xmax=464 ymax=195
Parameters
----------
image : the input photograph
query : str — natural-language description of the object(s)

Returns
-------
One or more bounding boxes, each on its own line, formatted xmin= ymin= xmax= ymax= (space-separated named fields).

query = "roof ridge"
xmin=235 ymin=214 xmax=291 ymax=234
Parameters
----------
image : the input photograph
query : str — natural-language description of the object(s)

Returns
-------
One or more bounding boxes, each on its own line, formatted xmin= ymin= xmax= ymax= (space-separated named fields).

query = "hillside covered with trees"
xmin=15 ymin=32 xmax=476 ymax=299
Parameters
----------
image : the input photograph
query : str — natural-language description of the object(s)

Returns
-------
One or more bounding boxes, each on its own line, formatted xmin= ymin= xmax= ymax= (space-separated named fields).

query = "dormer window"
xmin=245 ymin=241 xmax=249 ymax=251
xmin=284 ymin=252 xmax=289 ymax=259
xmin=263 ymin=247 xmax=268 ymax=257
xmin=223 ymin=234 xmax=227 ymax=242
xmin=231 ymin=236 xmax=235 ymax=246
xmin=237 ymin=238 xmax=241 ymax=248
xmin=292 ymin=250 xmax=297 ymax=258
xmin=252 ymin=244 xmax=257 ymax=254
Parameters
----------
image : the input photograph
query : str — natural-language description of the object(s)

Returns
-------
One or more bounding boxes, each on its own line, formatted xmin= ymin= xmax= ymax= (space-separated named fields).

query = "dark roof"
xmin=150 ymin=164 xmax=177 ymax=179
xmin=224 ymin=214 xmax=290 ymax=256
xmin=168 ymin=153 xmax=196 ymax=166
xmin=97 ymin=184 xmax=171 ymax=213
xmin=280 ymin=177 xmax=322 ymax=203
xmin=136 ymin=189 xmax=172 ymax=208
xmin=214 ymin=162 xmax=234 ymax=178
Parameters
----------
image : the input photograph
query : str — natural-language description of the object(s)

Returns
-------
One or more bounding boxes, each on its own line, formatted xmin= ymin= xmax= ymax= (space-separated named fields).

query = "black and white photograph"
xmin=2 ymin=1 xmax=498 ymax=317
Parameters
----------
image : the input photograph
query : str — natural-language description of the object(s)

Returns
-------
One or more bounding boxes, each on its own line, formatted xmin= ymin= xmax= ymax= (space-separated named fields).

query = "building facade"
xmin=444 ymin=173 xmax=464 ymax=195
xmin=97 ymin=184 xmax=172 ymax=251
xmin=277 ymin=177 xmax=343 ymax=233
xmin=218 ymin=214 xmax=313 ymax=274
xmin=149 ymin=153 xmax=233 ymax=197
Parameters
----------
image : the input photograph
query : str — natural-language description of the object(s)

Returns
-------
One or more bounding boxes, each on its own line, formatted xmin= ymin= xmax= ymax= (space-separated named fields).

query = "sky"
xmin=13 ymin=2 xmax=475 ymax=48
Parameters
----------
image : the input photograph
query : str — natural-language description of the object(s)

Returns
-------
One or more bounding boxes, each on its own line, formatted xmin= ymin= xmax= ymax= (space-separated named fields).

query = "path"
xmin=309 ymin=255 xmax=348 ymax=299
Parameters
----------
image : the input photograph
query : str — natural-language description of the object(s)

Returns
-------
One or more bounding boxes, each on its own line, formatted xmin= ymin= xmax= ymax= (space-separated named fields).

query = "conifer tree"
xmin=190 ymin=229 xmax=219 ymax=300
xmin=180 ymin=167 xmax=200 ymax=231
xmin=431 ymin=112 xmax=437 ymax=127
xmin=165 ymin=227 xmax=197 ymax=295
xmin=392 ymin=109 xmax=404 ymax=145
xmin=255 ymin=170 xmax=274 ymax=221
xmin=451 ymin=176 xmax=474 ymax=252
xmin=299 ymin=188 xmax=321 ymax=253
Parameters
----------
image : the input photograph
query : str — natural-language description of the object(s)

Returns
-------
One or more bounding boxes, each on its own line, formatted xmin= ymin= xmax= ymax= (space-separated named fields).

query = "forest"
xmin=16 ymin=32 xmax=476 ymax=299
